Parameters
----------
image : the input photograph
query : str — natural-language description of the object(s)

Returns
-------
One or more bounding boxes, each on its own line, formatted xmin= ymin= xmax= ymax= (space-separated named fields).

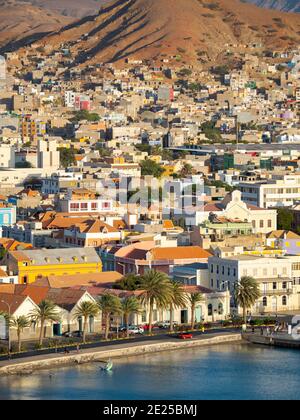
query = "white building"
xmin=193 ymin=190 xmax=277 ymax=234
xmin=208 ymin=255 xmax=300 ymax=314
xmin=64 ymin=91 xmax=76 ymax=108
xmin=239 ymin=174 xmax=300 ymax=208
xmin=37 ymin=139 xmax=60 ymax=170
xmin=0 ymin=145 xmax=15 ymax=168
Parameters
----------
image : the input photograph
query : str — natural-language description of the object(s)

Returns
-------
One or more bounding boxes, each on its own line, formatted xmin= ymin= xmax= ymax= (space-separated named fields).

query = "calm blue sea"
xmin=0 ymin=343 xmax=299 ymax=400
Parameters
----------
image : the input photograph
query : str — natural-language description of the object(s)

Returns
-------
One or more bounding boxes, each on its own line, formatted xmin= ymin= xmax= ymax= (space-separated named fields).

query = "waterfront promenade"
xmin=0 ymin=330 xmax=241 ymax=376
xmin=243 ymin=331 xmax=300 ymax=349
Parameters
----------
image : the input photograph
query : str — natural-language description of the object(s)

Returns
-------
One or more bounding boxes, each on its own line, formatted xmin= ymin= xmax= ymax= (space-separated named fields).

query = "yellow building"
xmin=161 ymin=164 xmax=176 ymax=177
xmin=6 ymin=248 xmax=102 ymax=285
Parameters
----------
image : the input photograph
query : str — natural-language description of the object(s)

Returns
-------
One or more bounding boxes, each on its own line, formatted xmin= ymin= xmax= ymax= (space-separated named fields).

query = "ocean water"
xmin=0 ymin=343 xmax=299 ymax=400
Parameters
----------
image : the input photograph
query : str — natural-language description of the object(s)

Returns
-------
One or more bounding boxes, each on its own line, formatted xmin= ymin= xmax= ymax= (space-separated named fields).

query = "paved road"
xmin=0 ymin=328 xmax=240 ymax=366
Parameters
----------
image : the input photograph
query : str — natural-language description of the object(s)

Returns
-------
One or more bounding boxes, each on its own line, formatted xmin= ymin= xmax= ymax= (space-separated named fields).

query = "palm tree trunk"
xmin=105 ymin=313 xmax=110 ymax=340
xmin=170 ymin=306 xmax=174 ymax=332
xmin=18 ymin=330 xmax=21 ymax=353
xmin=83 ymin=318 xmax=88 ymax=344
xmin=39 ymin=320 xmax=44 ymax=347
xmin=148 ymin=304 xmax=153 ymax=335
xmin=243 ymin=307 xmax=247 ymax=324
xmin=191 ymin=305 xmax=195 ymax=330
xmin=125 ymin=313 xmax=129 ymax=338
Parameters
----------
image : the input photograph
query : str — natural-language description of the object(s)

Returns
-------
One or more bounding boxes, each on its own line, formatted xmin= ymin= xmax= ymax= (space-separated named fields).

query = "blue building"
xmin=0 ymin=205 xmax=16 ymax=227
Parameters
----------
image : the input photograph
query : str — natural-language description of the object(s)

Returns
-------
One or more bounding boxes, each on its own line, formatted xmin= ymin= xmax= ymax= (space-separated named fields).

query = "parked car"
xmin=177 ymin=333 xmax=193 ymax=340
xmin=62 ymin=331 xmax=83 ymax=338
xmin=158 ymin=321 xmax=178 ymax=329
xmin=120 ymin=325 xmax=144 ymax=335
xmin=142 ymin=323 xmax=159 ymax=331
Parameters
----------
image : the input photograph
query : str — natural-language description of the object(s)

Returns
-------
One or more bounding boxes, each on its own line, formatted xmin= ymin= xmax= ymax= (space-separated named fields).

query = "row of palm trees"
xmin=0 ymin=272 xmax=260 ymax=352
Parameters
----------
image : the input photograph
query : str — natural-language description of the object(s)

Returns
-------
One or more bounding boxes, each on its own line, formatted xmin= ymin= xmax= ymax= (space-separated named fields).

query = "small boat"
xmin=101 ymin=360 xmax=113 ymax=371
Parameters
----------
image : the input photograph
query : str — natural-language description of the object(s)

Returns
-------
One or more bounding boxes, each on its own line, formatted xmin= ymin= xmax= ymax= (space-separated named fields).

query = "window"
xmin=282 ymin=296 xmax=287 ymax=306
xmin=268 ymin=220 xmax=272 ymax=228
xmin=218 ymin=303 xmax=224 ymax=315
xmin=80 ymin=203 xmax=88 ymax=210
xmin=263 ymin=297 xmax=268 ymax=307
xmin=208 ymin=304 xmax=213 ymax=316
xmin=273 ymin=282 xmax=277 ymax=290
xmin=70 ymin=203 xmax=80 ymax=211
xmin=260 ymin=220 xmax=264 ymax=228
xmin=91 ymin=202 xmax=98 ymax=210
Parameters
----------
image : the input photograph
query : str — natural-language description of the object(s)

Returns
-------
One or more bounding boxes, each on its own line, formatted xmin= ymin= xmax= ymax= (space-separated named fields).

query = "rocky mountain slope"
xmin=22 ymin=0 xmax=108 ymax=18
xmin=26 ymin=0 xmax=300 ymax=65
xmin=0 ymin=0 xmax=71 ymax=49
xmin=245 ymin=1 xmax=300 ymax=13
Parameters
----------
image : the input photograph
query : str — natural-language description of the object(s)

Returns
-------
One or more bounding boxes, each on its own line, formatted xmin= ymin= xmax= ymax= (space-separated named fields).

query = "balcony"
xmin=262 ymin=288 xmax=293 ymax=296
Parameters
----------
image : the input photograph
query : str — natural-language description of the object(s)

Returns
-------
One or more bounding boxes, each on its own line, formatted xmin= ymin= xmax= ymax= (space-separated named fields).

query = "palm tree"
xmin=138 ymin=270 xmax=173 ymax=334
xmin=30 ymin=300 xmax=60 ymax=347
xmin=234 ymin=276 xmax=261 ymax=324
xmin=10 ymin=316 xmax=31 ymax=352
xmin=98 ymin=293 xmax=122 ymax=340
xmin=169 ymin=282 xmax=188 ymax=332
xmin=73 ymin=301 xmax=99 ymax=344
xmin=121 ymin=296 xmax=141 ymax=338
xmin=188 ymin=293 xmax=203 ymax=330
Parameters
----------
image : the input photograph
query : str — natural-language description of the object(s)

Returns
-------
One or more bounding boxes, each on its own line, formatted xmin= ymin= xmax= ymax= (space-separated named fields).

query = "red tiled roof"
xmin=0 ymin=293 xmax=27 ymax=314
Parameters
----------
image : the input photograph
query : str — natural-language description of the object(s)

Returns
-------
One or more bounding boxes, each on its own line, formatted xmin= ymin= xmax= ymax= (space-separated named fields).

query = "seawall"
xmin=0 ymin=333 xmax=242 ymax=376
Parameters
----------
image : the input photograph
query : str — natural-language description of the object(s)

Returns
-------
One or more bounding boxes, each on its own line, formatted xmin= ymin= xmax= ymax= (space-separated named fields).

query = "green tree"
xmin=234 ymin=277 xmax=261 ymax=324
xmin=113 ymin=274 xmax=141 ymax=291
xmin=277 ymin=208 xmax=293 ymax=231
xmin=121 ymin=296 xmax=141 ymax=337
xmin=10 ymin=316 xmax=31 ymax=352
xmin=140 ymin=159 xmax=165 ymax=178
xmin=59 ymin=147 xmax=76 ymax=168
xmin=30 ymin=300 xmax=60 ymax=347
xmin=71 ymin=110 xmax=100 ymax=122
xmin=138 ymin=270 xmax=173 ymax=334
xmin=188 ymin=293 xmax=203 ymax=330
xmin=169 ymin=282 xmax=188 ymax=332
xmin=180 ymin=163 xmax=194 ymax=178
xmin=97 ymin=294 xmax=122 ymax=340
xmin=73 ymin=301 xmax=99 ymax=344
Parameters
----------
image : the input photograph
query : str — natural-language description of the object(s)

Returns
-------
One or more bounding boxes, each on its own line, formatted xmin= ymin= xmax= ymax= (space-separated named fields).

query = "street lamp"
xmin=0 ymin=300 xmax=11 ymax=357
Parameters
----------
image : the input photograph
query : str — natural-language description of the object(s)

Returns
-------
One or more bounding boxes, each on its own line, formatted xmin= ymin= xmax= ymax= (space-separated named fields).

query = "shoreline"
xmin=0 ymin=332 xmax=241 ymax=376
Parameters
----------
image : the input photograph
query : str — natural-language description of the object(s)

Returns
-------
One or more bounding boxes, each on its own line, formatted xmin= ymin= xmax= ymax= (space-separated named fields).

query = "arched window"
xmin=218 ymin=303 xmax=224 ymax=315
xmin=263 ymin=297 xmax=268 ymax=307
xmin=208 ymin=304 xmax=213 ymax=316
xmin=282 ymin=296 xmax=287 ymax=306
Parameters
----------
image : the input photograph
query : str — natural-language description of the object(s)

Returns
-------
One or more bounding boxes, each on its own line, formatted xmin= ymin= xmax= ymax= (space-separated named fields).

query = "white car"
xmin=127 ymin=326 xmax=144 ymax=335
